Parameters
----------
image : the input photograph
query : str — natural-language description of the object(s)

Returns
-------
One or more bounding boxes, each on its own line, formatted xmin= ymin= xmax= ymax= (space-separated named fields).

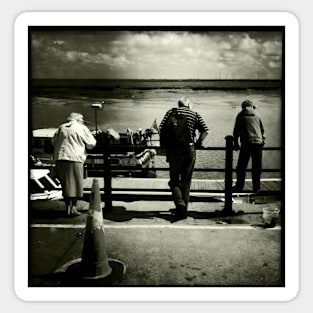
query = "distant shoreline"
xmin=31 ymin=78 xmax=282 ymax=90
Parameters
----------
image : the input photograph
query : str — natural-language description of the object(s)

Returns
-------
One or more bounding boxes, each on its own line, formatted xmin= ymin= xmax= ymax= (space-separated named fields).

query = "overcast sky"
xmin=31 ymin=29 xmax=283 ymax=80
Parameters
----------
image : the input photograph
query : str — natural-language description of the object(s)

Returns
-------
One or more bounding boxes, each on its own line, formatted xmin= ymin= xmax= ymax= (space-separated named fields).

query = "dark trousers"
xmin=235 ymin=143 xmax=263 ymax=191
xmin=166 ymin=146 xmax=196 ymax=209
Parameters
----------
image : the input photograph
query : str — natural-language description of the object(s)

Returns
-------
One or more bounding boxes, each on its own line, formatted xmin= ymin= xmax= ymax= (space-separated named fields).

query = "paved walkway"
xmin=29 ymin=198 xmax=283 ymax=287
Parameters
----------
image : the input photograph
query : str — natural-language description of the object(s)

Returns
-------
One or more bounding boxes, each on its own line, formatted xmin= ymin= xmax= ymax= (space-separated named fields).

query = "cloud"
xmin=53 ymin=40 xmax=65 ymax=46
xmin=237 ymin=33 xmax=258 ymax=51
xmin=268 ymin=61 xmax=281 ymax=69
xmin=31 ymin=30 xmax=282 ymax=79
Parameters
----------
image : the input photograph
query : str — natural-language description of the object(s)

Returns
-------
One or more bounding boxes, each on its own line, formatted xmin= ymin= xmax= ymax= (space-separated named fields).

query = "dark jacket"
xmin=233 ymin=108 xmax=265 ymax=146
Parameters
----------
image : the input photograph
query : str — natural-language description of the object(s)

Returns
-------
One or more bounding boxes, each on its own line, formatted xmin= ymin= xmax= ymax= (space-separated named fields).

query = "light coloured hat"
xmin=67 ymin=112 xmax=84 ymax=122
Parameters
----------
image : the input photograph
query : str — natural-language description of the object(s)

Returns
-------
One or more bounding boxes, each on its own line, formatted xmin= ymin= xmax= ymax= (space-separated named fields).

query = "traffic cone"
xmin=52 ymin=178 xmax=126 ymax=286
xmin=80 ymin=178 xmax=112 ymax=279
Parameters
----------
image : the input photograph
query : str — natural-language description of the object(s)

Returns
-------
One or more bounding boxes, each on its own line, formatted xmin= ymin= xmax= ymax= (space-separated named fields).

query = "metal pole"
xmin=224 ymin=135 xmax=234 ymax=215
xmin=95 ymin=109 xmax=98 ymax=133
xmin=103 ymin=134 xmax=112 ymax=215
xmin=91 ymin=103 xmax=102 ymax=133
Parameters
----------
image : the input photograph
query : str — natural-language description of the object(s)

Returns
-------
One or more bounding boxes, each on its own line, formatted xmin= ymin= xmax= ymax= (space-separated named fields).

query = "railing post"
xmin=224 ymin=135 xmax=234 ymax=215
xmin=103 ymin=133 xmax=112 ymax=215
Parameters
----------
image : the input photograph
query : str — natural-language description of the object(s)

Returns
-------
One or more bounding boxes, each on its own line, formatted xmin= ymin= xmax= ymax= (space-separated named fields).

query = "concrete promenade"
xmin=29 ymin=197 xmax=283 ymax=287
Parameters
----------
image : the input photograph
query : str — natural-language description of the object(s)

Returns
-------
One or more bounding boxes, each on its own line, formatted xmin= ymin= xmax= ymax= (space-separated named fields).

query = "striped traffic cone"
xmin=80 ymin=178 xmax=113 ymax=279
xmin=54 ymin=178 xmax=126 ymax=286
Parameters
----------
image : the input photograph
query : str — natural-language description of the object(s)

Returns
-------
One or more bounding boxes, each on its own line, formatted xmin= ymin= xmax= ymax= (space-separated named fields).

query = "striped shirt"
xmin=159 ymin=106 xmax=209 ymax=143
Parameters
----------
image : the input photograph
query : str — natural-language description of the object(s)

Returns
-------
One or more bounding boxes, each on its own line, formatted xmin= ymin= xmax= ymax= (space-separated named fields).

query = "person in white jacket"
xmin=52 ymin=112 xmax=96 ymax=216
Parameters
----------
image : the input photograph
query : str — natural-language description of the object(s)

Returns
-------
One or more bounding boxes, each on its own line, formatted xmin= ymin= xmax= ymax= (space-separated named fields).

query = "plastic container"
xmin=262 ymin=207 xmax=280 ymax=226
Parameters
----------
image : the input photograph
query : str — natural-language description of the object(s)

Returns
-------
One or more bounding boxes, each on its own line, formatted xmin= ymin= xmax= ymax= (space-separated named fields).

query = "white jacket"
xmin=52 ymin=120 xmax=96 ymax=163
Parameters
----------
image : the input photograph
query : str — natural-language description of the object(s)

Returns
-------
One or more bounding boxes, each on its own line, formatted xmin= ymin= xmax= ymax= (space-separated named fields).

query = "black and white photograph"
xmin=13 ymin=12 xmax=299 ymax=302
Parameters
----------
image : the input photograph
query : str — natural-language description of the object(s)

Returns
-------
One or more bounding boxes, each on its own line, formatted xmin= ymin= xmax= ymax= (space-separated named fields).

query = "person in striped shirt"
xmin=160 ymin=97 xmax=209 ymax=221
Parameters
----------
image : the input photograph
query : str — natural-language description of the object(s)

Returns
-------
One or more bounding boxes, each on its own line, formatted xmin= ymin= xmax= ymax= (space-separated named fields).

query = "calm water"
xmin=31 ymin=79 xmax=283 ymax=179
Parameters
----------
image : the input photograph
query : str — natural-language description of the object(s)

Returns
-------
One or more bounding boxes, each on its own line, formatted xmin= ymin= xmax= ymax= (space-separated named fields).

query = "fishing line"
xmin=84 ymin=120 xmax=96 ymax=125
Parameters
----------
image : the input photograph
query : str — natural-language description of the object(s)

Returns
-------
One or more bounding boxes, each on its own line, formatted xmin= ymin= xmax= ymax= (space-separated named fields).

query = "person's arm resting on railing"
xmin=195 ymin=130 xmax=209 ymax=148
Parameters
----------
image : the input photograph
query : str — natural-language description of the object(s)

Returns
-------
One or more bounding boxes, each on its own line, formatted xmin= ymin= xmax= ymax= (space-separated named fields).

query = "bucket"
xmin=262 ymin=207 xmax=280 ymax=227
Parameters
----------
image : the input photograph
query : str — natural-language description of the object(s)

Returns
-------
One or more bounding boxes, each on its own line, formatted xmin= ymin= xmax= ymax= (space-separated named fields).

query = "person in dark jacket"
xmin=232 ymin=99 xmax=266 ymax=193
xmin=160 ymin=97 xmax=209 ymax=221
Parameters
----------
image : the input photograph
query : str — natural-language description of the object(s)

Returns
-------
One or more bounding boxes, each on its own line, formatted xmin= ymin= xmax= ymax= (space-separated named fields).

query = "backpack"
xmin=160 ymin=108 xmax=190 ymax=148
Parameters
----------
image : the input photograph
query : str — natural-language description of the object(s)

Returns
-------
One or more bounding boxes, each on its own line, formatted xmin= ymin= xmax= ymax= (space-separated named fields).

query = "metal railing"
xmin=97 ymin=135 xmax=282 ymax=215
xmin=31 ymin=135 xmax=281 ymax=215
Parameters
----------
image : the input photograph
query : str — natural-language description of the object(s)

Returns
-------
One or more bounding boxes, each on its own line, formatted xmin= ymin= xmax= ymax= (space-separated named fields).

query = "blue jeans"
xmin=235 ymin=143 xmax=263 ymax=191
xmin=166 ymin=145 xmax=196 ymax=208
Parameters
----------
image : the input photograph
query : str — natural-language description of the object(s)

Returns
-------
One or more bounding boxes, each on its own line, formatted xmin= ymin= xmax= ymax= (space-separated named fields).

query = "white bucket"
xmin=262 ymin=207 xmax=280 ymax=226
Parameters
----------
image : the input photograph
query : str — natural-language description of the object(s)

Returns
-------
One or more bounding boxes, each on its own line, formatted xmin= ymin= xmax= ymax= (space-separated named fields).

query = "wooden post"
xmin=103 ymin=133 xmax=112 ymax=215
xmin=224 ymin=135 xmax=234 ymax=215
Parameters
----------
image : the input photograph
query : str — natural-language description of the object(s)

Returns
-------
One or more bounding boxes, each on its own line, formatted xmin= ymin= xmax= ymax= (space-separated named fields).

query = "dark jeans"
xmin=166 ymin=145 xmax=196 ymax=209
xmin=235 ymin=143 xmax=263 ymax=191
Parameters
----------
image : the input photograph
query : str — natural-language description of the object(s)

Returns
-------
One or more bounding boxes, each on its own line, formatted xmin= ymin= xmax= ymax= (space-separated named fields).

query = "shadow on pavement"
xmin=30 ymin=200 xmax=279 ymax=226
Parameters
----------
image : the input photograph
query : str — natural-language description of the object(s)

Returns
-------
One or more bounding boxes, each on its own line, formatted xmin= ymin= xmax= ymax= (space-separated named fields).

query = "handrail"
xmin=96 ymin=134 xmax=282 ymax=215
xmin=32 ymin=136 xmax=281 ymax=215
